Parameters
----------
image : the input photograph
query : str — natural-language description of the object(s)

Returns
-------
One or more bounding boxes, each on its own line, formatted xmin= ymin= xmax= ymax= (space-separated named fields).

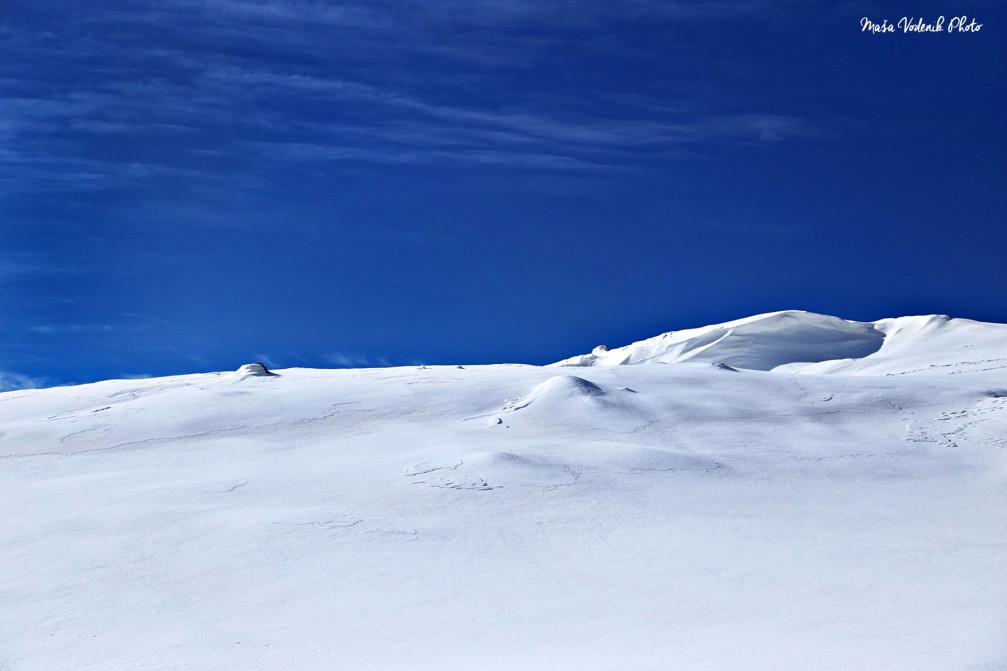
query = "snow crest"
xmin=555 ymin=310 xmax=1007 ymax=375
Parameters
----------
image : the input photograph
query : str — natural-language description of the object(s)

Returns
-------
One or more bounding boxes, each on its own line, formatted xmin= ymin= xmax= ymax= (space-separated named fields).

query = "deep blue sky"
xmin=1 ymin=0 xmax=1004 ymax=387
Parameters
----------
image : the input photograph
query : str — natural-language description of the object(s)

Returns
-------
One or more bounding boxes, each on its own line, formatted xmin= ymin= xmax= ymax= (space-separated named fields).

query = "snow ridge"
xmin=554 ymin=309 xmax=1007 ymax=376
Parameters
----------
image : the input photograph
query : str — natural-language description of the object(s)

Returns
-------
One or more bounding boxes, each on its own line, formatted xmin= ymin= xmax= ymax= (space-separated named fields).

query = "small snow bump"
xmin=234 ymin=363 xmax=276 ymax=378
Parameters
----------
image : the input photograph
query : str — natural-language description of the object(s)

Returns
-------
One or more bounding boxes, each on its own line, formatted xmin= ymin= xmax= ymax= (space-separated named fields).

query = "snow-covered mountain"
xmin=2 ymin=312 xmax=1005 ymax=670
xmin=554 ymin=309 xmax=1007 ymax=375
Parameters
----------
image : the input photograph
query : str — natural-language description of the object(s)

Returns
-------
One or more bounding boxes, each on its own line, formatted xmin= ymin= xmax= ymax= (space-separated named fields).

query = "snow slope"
xmin=554 ymin=309 xmax=1007 ymax=376
xmin=2 ymin=313 xmax=1006 ymax=670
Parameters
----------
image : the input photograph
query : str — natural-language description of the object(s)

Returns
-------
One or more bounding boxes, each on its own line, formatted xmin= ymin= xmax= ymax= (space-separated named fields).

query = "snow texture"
xmin=1 ymin=316 xmax=1006 ymax=670
xmin=554 ymin=309 xmax=1007 ymax=376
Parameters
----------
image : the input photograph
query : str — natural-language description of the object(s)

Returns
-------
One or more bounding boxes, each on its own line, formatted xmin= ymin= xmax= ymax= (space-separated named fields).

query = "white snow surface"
xmin=554 ymin=309 xmax=1007 ymax=376
xmin=2 ymin=311 xmax=1006 ymax=670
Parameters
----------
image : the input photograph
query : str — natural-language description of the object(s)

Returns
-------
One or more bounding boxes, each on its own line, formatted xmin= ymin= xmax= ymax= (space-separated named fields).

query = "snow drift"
xmin=554 ymin=309 xmax=1007 ymax=375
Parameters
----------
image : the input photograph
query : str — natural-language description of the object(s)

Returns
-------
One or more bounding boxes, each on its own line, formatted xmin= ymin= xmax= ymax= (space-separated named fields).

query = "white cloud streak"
xmin=0 ymin=371 xmax=51 ymax=392
xmin=325 ymin=352 xmax=392 ymax=368
xmin=0 ymin=0 xmax=825 ymax=192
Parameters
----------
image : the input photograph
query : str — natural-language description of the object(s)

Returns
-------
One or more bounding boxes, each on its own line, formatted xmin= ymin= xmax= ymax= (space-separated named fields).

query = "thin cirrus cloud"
xmin=326 ymin=352 xmax=392 ymax=368
xmin=28 ymin=324 xmax=115 ymax=335
xmin=0 ymin=0 xmax=823 ymax=193
xmin=154 ymin=0 xmax=773 ymax=27
xmin=0 ymin=370 xmax=50 ymax=392
xmin=0 ymin=71 xmax=818 ymax=185
xmin=0 ymin=252 xmax=89 ymax=285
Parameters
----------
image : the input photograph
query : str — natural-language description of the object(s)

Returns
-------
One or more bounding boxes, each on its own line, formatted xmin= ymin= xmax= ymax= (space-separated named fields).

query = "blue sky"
xmin=1 ymin=0 xmax=1004 ymax=388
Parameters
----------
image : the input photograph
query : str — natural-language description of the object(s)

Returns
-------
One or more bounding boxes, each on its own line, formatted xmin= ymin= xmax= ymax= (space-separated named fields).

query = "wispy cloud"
xmin=157 ymin=0 xmax=774 ymax=29
xmin=28 ymin=324 xmax=114 ymax=335
xmin=0 ymin=370 xmax=51 ymax=392
xmin=0 ymin=252 xmax=80 ymax=283
xmin=325 ymin=352 xmax=392 ymax=368
xmin=251 ymin=353 xmax=281 ymax=370
xmin=696 ymin=114 xmax=823 ymax=144
xmin=0 ymin=0 xmax=825 ymax=195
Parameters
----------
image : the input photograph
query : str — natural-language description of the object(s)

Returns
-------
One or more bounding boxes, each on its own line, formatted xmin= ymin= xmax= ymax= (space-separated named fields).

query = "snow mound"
xmin=555 ymin=311 xmax=884 ymax=371
xmin=232 ymin=362 xmax=276 ymax=379
xmin=492 ymin=374 xmax=654 ymax=434
xmin=504 ymin=375 xmax=605 ymax=412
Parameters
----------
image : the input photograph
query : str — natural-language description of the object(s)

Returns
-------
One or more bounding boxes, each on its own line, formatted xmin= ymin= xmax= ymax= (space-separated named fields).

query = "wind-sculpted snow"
xmin=2 ymin=336 xmax=1006 ymax=670
xmin=555 ymin=310 xmax=1007 ymax=376
xmin=554 ymin=311 xmax=885 ymax=369
xmin=232 ymin=362 xmax=276 ymax=379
